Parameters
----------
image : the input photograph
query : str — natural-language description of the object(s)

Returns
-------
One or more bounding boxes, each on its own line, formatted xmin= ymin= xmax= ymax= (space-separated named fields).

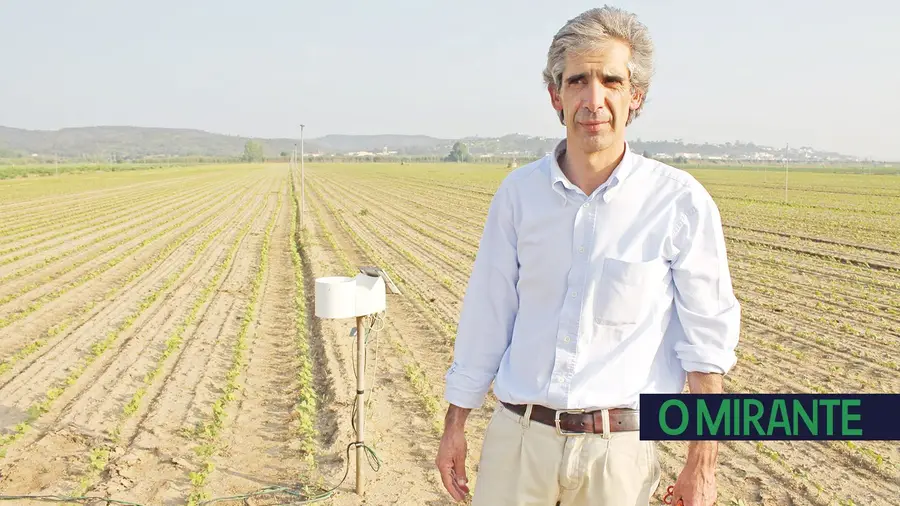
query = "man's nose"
xmin=583 ymin=80 xmax=605 ymax=113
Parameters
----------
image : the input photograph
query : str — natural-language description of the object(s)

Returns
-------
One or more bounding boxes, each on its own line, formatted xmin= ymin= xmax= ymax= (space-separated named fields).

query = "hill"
xmin=0 ymin=126 xmax=322 ymax=160
xmin=0 ymin=125 xmax=868 ymax=163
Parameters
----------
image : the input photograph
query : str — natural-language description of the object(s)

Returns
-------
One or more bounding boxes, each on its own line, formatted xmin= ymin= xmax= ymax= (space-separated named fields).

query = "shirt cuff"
xmin=676 ymin=345 xmax=737 ymax=375
xmin=444 ymin=387 xmax=488 ymax=410
xmin=680 ymin=359 xmax=728 ymax=375
xmin=444 ymin=364 xmax=493 ymax=409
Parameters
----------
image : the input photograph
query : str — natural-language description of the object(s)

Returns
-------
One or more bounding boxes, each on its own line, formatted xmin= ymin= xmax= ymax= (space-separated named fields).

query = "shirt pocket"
xmin=593 ymin=257 xmax=659 ymax=326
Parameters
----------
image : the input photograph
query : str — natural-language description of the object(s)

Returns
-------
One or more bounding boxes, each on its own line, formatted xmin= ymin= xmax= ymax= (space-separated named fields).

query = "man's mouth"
xmin=579 ymin=120 xmax=609 ymax=133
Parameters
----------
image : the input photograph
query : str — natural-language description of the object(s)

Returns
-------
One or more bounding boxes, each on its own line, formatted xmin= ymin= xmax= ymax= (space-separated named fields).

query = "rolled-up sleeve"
xmin=444 ymin=181 xmax=520 ymax=409
xmin=670 ymin=187 xmax=741 ymax=375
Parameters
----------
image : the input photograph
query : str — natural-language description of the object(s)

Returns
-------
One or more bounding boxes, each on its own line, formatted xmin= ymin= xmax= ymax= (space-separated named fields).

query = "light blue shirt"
xmin=444 ymin=140 xmax=741 ymax=411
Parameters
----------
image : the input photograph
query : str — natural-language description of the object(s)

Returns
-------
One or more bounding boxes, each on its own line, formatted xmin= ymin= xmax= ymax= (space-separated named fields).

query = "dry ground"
xmin=0 ymin=162 xmax=897 ymax=506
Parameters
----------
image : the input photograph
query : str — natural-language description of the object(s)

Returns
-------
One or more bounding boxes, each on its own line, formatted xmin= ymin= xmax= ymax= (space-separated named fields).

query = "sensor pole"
xmin=355 ymin=315 xmax=366 ymax=495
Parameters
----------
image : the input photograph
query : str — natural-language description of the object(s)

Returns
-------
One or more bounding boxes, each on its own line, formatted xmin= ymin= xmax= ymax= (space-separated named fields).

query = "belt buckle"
xmin=554 ymin=408 xmax=588 ymax=436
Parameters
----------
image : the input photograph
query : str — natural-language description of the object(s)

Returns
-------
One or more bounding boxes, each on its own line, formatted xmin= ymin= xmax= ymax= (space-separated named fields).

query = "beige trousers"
xmin=472 ymin=403 xmax=661 ymax=506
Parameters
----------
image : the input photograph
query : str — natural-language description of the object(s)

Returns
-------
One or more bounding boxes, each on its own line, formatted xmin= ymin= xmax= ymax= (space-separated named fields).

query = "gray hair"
xmin=542 ymin=6 xmax=654 ymax=126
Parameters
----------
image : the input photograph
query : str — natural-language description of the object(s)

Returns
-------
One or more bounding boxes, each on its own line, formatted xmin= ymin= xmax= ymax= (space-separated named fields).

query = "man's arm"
xmin=437 ymin=180 xmax=519 ymax=502
xmin=443 ymin=181 xmax=520 ymax=410
xmin=668 ymin=372 xmax=723 ymax=506
xmin=669 ymin=185 xmax=740 ymax=506
xmin=669 ymin=187 xmax=740 ymax=378
xmin=685 ymin=371 xmax=722 ymax=467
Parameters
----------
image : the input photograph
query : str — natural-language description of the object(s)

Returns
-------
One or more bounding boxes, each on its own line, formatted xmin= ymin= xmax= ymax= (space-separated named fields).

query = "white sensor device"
xmin=312 ymin=265 xmax=398 ymax=496
xmin=314 ymin=272 xmax=386 ymax=319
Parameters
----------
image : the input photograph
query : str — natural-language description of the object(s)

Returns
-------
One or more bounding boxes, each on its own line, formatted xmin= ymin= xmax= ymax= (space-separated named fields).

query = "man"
xmin=435 ymin=5 xmax=740 ymax=506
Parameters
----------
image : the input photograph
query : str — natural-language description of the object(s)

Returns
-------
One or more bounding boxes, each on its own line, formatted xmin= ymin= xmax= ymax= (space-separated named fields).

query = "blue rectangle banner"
xmin=638 ymin=394 xmax=900 ymax=440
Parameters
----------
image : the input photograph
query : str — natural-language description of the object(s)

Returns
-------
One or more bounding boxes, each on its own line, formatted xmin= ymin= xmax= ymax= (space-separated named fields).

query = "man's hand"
xmin=671 ymin=371 xmax=723 ymax=505
xmin=436 ymin=405 xmax=471 ymax=502
xmin=671 ymin=441 xmax=718 ymax=506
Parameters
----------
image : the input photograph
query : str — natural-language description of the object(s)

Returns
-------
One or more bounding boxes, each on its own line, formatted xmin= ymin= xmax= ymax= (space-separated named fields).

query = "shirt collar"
xmin=548 ymin=139 xmax=636 ymax=202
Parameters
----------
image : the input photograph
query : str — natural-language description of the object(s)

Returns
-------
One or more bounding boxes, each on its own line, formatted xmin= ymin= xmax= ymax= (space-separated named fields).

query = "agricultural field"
xmin=0 ymin=160 xmax=897 ymax=506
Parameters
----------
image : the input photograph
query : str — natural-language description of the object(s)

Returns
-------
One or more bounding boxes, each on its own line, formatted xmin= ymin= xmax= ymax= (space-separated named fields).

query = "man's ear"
xmin=629 ymin=88 xmax=645 ymax=111
xmin=548 ymin=84 xmax=563 ymax=112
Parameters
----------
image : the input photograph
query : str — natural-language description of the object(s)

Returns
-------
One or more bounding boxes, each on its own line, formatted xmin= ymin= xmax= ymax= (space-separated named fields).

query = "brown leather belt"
xmin=501 ymin=402 xmax=640 ymax=435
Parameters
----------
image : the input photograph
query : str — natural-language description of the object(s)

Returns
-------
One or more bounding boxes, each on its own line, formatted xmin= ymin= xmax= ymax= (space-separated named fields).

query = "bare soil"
xmin=1 ymin=164 xmax=897 ymax=506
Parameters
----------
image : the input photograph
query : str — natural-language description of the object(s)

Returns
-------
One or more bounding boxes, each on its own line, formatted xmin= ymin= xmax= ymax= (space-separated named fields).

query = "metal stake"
xmin=355 ymin=315 xmax=366 ymax=495
xmin=300 ymin=124 xmax=306 ymax=230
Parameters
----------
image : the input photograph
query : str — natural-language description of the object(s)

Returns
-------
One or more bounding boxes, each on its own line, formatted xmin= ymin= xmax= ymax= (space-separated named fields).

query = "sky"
xmin=1 ymin=0 xmax=898 ymax=160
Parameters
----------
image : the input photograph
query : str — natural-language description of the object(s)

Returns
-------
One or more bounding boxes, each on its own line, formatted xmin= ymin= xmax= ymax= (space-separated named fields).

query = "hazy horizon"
xmin=1 ymin=0 xmax=898 ymax=160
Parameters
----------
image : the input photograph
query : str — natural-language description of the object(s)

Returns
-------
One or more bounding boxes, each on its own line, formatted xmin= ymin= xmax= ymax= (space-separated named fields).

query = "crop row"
xmin=320 ymin=171 xmax=490 ymax=229
xmin=733 ymin=321 xmax=879 ymax=397
xmin=729 ymin=235 xmax=899 ymax=287
xmin=304 ymin=176 xmax=450 ymax=440
xmin=0 ymin=185 xmax=258 ymax=380
xmin=722 ymin=211 xmax=898 ymax=251
xmin=0 ymin=191 xmax=242 ymax=455
xmin=356 ymin=182 xmax=484 ymax=249
xmin=0 ymin=184 xmax=246 ymax=331
xmin=325 ymin=177 xmax=477 ymax=265
xmin=0 ymin=183 xmax=164 ymax=238
xmin=737 ymin=319 xmax=885 ymax=395
xmin=0 ymin=176 xmax=229 ymax=269
xmin=69 ymin=187 xmax=266 ymax=497
xmin=714 ymin=191 xmax=894 ymax=216
xmin=0 ymin=183 xmax=177 ymax=259
xmin=303 ymin=182 xmax=355 ymax=277
xmin=317 ymin=170 xmax=899 ymax=329
xmin=308 ymin=180 xmax=458 ymax=343
xmin=290 ymin=170 xmax=318 ymax=463
xmin=307 ymin=181 xmax=456 ymax=372
xmin=355 ymin=172 xmax=898 ymax=263
xmin=727 ymin=242 xmax=899 ymax=306
xmin=0 ymin=173 xmax=197 ymax=221
xmin=730 ymin=265 xmax=900 ymax=340
xmin=729 ymin=254 xmax=898 ymax=316
xmin=721 ymin=201 xmax=898 ymax=245
xmin=724 ymin=224 xmax=898 ymax=257
xmin=697 ymin=176 xmax=900 ymax=198
xmin=314 ymin=181 xmax=469 ymax=298
xmin=186 ymin=187 xmax=282 ymax=505
xmin=324 ymin=184 xmax=477 ymax=306
xmin=0 ymin=178 xmax=207 ymax=243
xmin=344 ymin=182 xmax=893 ymax=344
xmin=316 ymin=170 xmax=490 ymax=219
xmin=737 ymin=296 xmax=899 ymax=376
xmin=728 ymin=236 xmax=898 ymax=272
xmin=0 ymin=180 xmax=226 ymax=288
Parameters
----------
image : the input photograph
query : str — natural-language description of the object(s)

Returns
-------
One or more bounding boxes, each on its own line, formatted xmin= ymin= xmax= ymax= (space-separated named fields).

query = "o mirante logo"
xmin=639 ymin=394 xmax=899 ymax=441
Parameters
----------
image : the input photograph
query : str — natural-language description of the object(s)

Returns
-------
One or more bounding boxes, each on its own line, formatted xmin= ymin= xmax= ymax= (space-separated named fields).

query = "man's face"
xmin=549 ymin=39 xmax=644 ymax=154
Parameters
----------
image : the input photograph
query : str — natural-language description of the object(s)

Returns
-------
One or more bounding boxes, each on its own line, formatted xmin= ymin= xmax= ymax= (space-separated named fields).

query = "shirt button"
xmin=578 ymin=246 xmax=585 ymax=253
xmin=571 ymin=291 xmax=577 ymax=298
xmin=564 ymin=336 xmax=571 ymax=343
xmin=582 ymin=202 xmax=589 ymax=208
